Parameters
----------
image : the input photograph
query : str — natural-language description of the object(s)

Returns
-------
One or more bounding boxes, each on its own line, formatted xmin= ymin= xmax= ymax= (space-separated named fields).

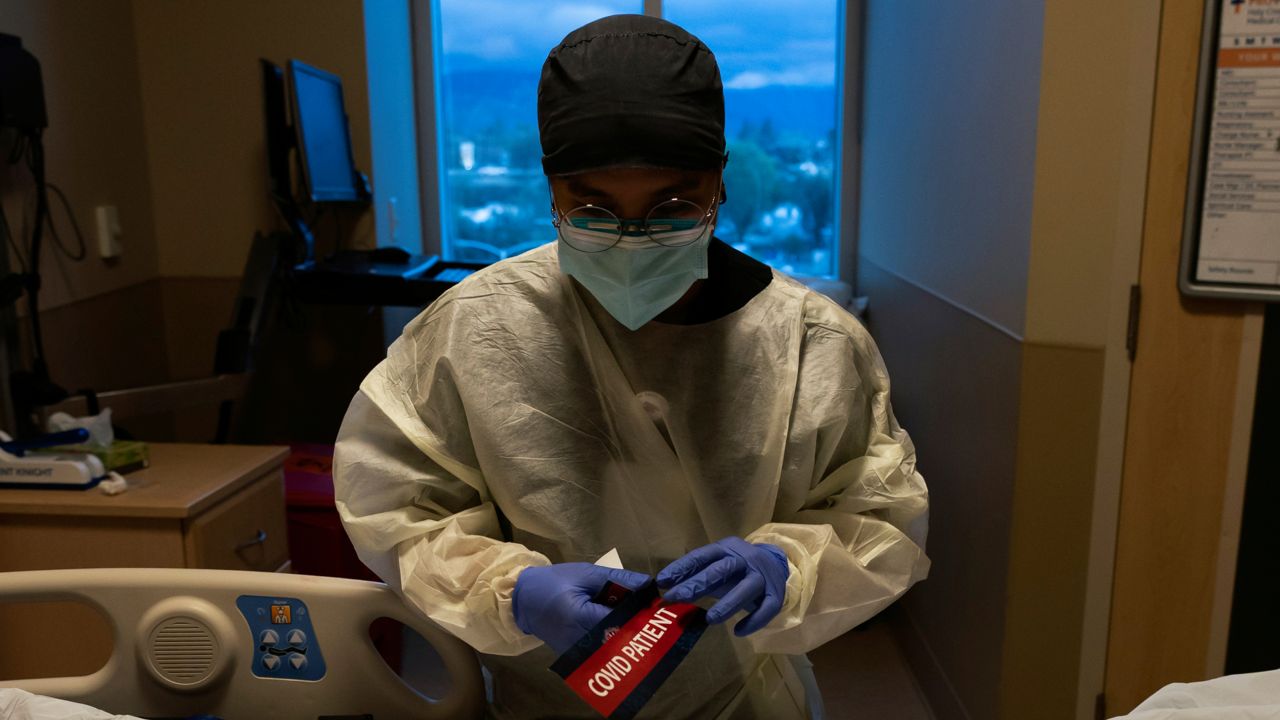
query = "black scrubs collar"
xmin=659 ymin=238 xmax=773 ymax=325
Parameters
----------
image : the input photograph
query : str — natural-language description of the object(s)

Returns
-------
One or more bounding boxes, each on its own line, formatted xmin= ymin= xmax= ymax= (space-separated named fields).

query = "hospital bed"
xmin=0 ymin=568 xmax=485 ymax=719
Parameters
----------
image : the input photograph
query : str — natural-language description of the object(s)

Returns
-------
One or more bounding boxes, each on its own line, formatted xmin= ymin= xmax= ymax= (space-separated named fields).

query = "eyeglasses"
xmin=551 ymin=190 xmax=720 ymax=254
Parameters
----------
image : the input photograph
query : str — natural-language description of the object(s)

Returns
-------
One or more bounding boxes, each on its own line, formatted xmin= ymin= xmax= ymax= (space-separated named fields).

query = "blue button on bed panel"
xmin=236 ymin=595 xmax=327 ymax=681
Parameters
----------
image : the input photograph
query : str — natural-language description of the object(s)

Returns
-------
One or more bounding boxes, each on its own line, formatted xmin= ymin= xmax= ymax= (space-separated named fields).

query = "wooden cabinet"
xmin=0 ymin=443 xmax=290 ymax=680
xmin=183 ymin=472 xmax=290 ymax=572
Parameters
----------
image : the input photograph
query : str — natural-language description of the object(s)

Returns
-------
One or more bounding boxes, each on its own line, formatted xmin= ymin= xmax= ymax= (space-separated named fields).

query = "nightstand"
xmin=0 ymin=443 xmax=291 ymax=680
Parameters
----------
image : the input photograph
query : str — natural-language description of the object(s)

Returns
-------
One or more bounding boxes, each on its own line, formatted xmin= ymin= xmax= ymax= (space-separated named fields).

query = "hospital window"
xmin=420 ymin=0 xmax=848 ymax=279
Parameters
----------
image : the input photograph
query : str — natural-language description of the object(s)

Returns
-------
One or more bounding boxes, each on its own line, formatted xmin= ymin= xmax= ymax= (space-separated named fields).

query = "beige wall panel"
xmin=1065 ymin=0 xmax=1162 ymax=711
xmin=5 ymin=276 xmax=240 ymax=439
xmin=159 ymin=276 xmax=239 ymax=381
xmin=1001 ymin=343 xmax=1106 ymax=719
xmin=158 ymin=277 xmax=240 ymax=441
xmin=14 ymin=280 xmax=169 ymax=394
xmin=1024 ymin=0 xmax=1161 ymax=348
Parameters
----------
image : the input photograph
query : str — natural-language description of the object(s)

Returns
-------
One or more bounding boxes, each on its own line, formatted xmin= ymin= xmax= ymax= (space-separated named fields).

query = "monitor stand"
xmin=267 ymin=193 xmax=483 ymax=307
xmin=292 ymin=250 xmax=484 ymax=307
xmin=298 ymin=248 xmax=437 ymax=280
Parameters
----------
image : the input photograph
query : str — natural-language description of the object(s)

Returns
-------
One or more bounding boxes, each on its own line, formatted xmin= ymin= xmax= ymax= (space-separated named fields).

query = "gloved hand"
xmin=656 ymin=537 xmax=790 ymax=636
xmin=512 ymin=563 xmax=650 ymax=654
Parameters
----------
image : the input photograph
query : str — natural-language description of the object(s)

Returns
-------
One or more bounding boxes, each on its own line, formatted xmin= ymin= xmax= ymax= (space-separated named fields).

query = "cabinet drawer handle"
xmin=235 ymin=529 xmax=268 ymax=551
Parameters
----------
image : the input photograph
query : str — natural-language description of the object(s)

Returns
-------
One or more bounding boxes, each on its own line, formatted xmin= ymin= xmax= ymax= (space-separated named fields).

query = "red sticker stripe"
xmin=562 ymin=597 xmax=701 ymax=717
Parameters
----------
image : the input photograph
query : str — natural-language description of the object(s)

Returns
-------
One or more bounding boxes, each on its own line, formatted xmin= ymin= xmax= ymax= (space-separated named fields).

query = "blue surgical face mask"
xmin=557 ymin=221 xmax=713 ymax=331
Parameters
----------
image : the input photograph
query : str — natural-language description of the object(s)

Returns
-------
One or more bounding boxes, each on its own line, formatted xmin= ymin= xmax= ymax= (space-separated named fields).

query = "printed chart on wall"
xmin=1182 ymin=0 xmax=1280 ymax=301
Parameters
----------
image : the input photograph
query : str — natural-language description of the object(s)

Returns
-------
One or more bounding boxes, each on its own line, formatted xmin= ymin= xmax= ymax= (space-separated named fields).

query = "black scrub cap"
xmin=538 ymin=14 xmax=727 ymax=176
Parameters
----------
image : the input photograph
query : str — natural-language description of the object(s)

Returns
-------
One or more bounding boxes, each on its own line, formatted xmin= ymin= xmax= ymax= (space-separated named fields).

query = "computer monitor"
xmin=288 ymin=59 xmax=365 ymax=203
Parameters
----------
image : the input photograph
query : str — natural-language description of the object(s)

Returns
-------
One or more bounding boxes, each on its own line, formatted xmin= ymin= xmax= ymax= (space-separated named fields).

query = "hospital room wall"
xmin=857 ymin=1 xmax=1043 ymax=718
xmin=0 ymin=0 xmax=169 ymax=395
xmin=128 ymin=0 xmax=379 ymax=280
xmin=0 ymin=1 xmax=404 ymax=437
xmin=1004 ymin=1 xmax=1160 ymax=717
xmin=857 ymin=1 xmax=1158 ymax=718
xmin=128 ymin=0 xmax=378 ymax=387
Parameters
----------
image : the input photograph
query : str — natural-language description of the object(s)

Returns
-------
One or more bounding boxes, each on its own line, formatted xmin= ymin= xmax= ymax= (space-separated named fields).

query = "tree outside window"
xmin=434 ymin=0 xmax=841 ymax=278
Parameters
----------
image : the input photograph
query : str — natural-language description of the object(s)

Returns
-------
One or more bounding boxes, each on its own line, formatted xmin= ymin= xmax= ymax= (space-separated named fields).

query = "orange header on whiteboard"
xmin=1218 ymin=48 xmax=1280 ymax=67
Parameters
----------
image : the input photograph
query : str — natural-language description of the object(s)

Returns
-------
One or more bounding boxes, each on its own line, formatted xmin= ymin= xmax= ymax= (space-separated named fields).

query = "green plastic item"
xmin=33 ymin=440 xmax=150 ymax=474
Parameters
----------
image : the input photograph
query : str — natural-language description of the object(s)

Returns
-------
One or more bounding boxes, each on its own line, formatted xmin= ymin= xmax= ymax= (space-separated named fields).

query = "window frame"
xmin=409 ymin=0 xmax=862 ymax=285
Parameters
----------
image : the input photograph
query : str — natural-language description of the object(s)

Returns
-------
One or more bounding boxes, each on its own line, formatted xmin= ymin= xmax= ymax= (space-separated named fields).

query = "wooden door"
xmin=1104 ymin=0 xmax=1266 ymax=714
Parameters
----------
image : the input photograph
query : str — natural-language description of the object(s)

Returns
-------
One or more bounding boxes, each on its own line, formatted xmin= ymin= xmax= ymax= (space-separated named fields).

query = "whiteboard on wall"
xmin=1181 ymin=0 xmax=1280 ymax=302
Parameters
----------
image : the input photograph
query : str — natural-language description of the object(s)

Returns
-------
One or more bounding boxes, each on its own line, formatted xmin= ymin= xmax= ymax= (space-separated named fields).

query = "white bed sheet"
xmin=1111 ymin=669 xmax=1280 ymax=720
xmin=0 ymin=688 xmax=144 ymax=720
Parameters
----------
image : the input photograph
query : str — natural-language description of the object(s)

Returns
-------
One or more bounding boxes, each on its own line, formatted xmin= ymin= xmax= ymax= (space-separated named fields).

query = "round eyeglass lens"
xmin=560 ymin=205 xmax=622 ymax=253
xmin=645 ymin=199 xmax=710 ymax=247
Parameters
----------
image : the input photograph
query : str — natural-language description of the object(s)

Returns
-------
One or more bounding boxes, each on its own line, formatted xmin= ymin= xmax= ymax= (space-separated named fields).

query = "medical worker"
xmin=334 ymin=14 xmax=929 ymax=720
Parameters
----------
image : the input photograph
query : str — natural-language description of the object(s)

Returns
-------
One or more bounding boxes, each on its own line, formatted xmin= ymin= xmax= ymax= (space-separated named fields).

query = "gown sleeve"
xmin=744 ymin=309 xmax=931 ymax=656
xmin=333 ymin=303 xmax=551 ymax=657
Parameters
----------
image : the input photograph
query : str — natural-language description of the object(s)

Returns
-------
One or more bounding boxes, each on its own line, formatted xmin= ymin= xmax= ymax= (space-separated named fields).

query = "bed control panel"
xmin=236 ymin=595 xmax=327 ymax=681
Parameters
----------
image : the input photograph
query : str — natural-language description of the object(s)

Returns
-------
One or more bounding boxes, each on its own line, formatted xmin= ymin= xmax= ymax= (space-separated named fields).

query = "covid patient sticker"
xmin=550 ymin=581 xmax=708 ymax=719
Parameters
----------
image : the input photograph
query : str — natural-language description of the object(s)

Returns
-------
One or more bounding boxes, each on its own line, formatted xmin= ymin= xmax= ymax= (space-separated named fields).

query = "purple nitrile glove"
xmin=656 ymin=536 xmax=789 ymax=637
xmin=512 ymin=562 xmax=650 ymax=654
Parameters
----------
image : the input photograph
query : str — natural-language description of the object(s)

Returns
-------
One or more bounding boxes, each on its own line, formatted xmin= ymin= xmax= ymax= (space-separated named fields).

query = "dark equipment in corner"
xmin=0 ymin=33 xmax=72 ymax=437
xmin=0 ymin=33 xmax=47 ymax=130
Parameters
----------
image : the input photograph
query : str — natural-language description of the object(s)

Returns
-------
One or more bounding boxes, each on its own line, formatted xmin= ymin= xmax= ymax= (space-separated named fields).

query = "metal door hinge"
xmin=1126 ymin=284 xmax=1142 ymax=362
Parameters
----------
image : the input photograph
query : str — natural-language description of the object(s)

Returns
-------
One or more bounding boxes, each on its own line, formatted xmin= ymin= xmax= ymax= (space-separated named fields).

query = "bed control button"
xmin=259 ymin=629 xmax=279 ymax=646
xmin=288 ymin=652 xmax=307 ymax=670
xmin=261 ymin=653 xmax=281 ymax=671
xmin=286 ymin=629 xmax=307 ymax=647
